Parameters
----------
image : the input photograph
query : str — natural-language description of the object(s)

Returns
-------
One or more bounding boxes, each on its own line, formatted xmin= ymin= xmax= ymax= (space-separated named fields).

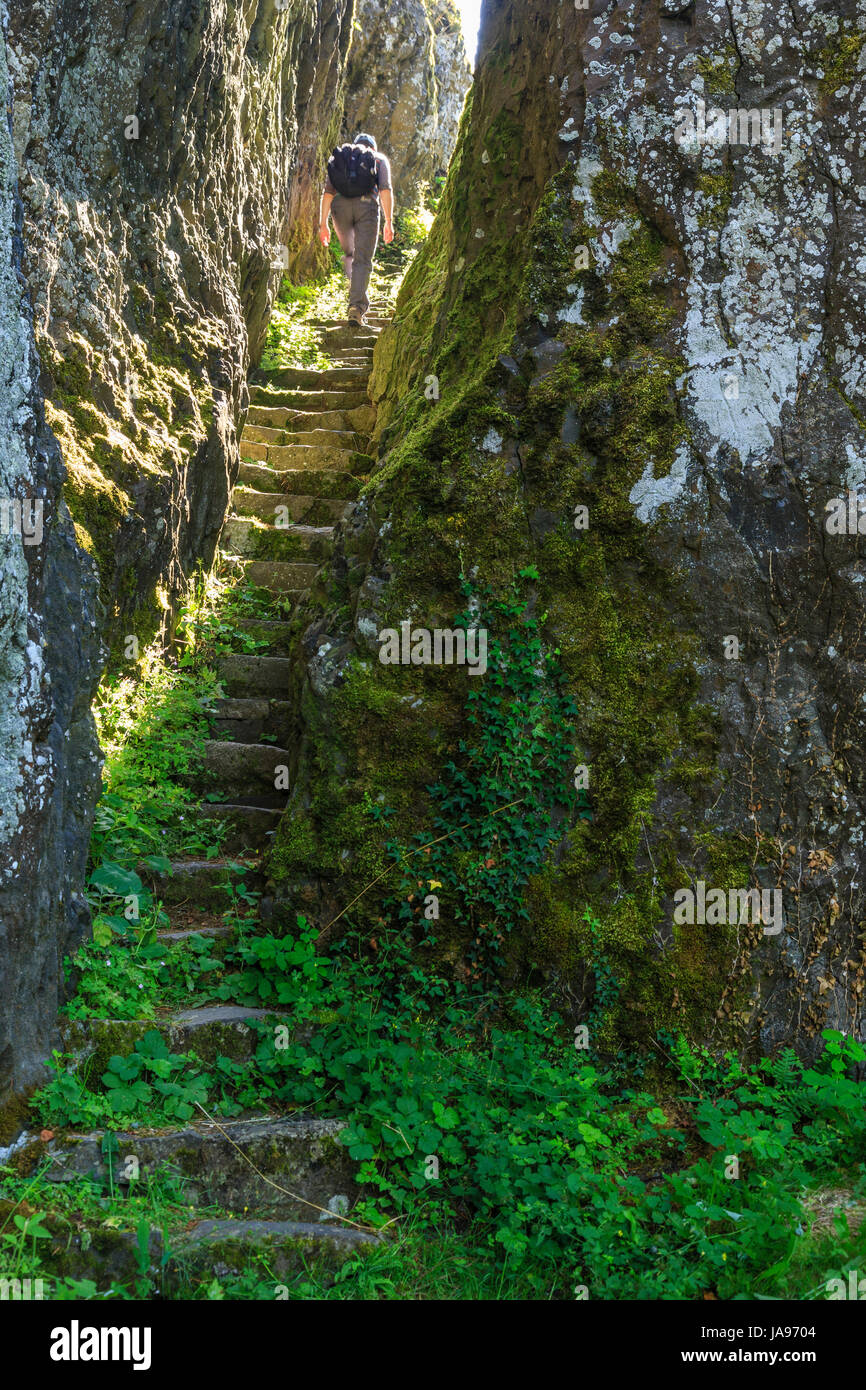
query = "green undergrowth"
xmin=19 ymin=925 xmax=866 ymax=1299
xmin=25 ymin=564 xmax=866 ymax=1297
xmin=81 ymin=561 xmax=293 ymax=977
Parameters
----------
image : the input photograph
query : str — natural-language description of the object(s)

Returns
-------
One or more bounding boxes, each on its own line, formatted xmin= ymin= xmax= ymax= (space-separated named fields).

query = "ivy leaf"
xmin=90 ymin=863 xmax=144 ymax=897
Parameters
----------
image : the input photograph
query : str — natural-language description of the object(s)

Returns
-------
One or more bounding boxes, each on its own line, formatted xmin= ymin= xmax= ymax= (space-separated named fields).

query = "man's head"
xmin=353 ymin=132 xmax=377 ymax=151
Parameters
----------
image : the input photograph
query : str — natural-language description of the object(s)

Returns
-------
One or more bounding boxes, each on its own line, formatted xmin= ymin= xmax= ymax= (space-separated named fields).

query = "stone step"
xmin=308 ymin=332 xmax=378 ymax=352
xmin=42 ymin=1117 xmax=359 ymax=1224
xmin=216 ymin=654 xmax=293 ymax=697
xmin=242 ymin=559 xmax=318 ymax=596
xmin=221 ymin=517 xmax=334 ymax=563
xmin=264 ymin=444 xmax=373 ymax=472
xmin=140 ymin=858 xmax=262 ymax=912
xmin=172 ymin=1219 xmax=380 ymax=1283
xmin=204 ymin=741 xmax=292 ymax=797
xmin=198 ymin=803 xmax=283 ymax=850
xmin=61 ymin=1005 xmax=291 ymax=1069
xmin=225 ymin=618 xmax=294 ymax=656
xmin=246 ymin=403 xmax=375 ymax=435
xmin=308 ymin=317 xmax=380 ymax=334
xmin=242 ymin=424 xmax=368 ymax=450
xmin=157 ymin=924 xmax=236 ymax=944
xmin=311 ymin=334 xmax=377 ymax=351
xmin=238 ymin=461 xmax=361 ymax=500
xmin=253 ymin=366 xmax=369 ymax=391
xmin=232 ymin=489 xmax=351 ymax=527
xmin=18 ymin=1216 xmax=374 ymax=1291
xmin=248 ymin=387 xmax=369 ymax=412
xmin=211 ymin=696 xmax=294 ymax=744
xmin=238 ymin=437 xmax=270 ymax=461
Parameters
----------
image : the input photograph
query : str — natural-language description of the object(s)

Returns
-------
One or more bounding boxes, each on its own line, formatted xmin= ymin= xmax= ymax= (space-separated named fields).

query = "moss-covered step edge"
xmin=59 ymin=1006 xmax=301 ymax=1070
xmin=210 ymin=695 xmax=295 ymax=745
xmin=221 ymin=517 xmax=334 ymax=563
xmin=0 ymin=1204 xmax=380 ymax=1292
xmin=35 ymin=1117 xmax=361 ymax=1224
xmin=197 ymin=803 xmax=283 ymax=852
xmin=238 ymin=461 xmax=364 ymax=499
xmin=248 ymin=388 xmax=369 ymax=411
xmin=231 ymin=488 xmax=350 ymax=527
xmin=251 ymin=366 xmax=370 ymax=389
xmin=140 ymin=857 xmax=263 ymax=911
xmin=242 ymin=425 xmax=369 ymax=449
xmin=246 ymin=404 xmax=376 ymax=435
xmin=199 ymin=740 xmax=292 ymax=797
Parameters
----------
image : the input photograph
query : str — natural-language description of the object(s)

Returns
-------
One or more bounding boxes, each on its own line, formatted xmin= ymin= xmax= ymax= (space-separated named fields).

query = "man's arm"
xmin=380 ymin=187 xmax=394 ymax=243
xmin=318 ymin=189 xmax=334 ymax=245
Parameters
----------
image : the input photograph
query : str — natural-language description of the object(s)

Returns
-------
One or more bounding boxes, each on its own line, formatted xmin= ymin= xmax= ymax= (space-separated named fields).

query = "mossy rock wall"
xmin=9 ymin=0 xmax=355 ymax=661
xmin=273 ymin=0 xmax=866 ymax=1061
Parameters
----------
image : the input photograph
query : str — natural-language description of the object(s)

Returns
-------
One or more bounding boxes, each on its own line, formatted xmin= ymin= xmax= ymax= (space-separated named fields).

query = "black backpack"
xmin=327 ymin=142 xmax=379 ymax=198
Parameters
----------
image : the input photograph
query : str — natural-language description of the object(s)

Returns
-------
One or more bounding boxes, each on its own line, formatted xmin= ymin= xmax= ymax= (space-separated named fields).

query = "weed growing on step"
xmin=260 ymin=275 xmax=341 ymax=371
xmin=92 ymin=639 xmax=223 ymax=868
xmin=64 ymin=932 xmax=224 ymax=1022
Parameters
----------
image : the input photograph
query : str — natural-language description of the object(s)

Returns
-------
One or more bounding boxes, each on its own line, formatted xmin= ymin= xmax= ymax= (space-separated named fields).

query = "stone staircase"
xmin=30 ymin=281 xmax=401 ymax=1293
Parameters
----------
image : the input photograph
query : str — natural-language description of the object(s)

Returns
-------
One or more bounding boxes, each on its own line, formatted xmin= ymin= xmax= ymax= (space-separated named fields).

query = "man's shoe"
xmin=347 ymin=306 xmax=366 ymax=326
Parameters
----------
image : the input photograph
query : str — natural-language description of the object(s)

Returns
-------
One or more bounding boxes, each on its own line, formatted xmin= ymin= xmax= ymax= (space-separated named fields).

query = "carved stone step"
xmin=198 ymin=803 xmax=283 ymax=850
xmin=171 ymin=1219 xmax=381 ymax=1282
xmin=140 ymin=857 xmax=262 ymax=911
xmin=241 ymin=559 xmax=318 ymax=595
xmin=238 ymin=461 xmax=362 ymax=499
xmin=216 ymin=654 xmax=293 ymax=697
xmin=253 ymin=366 xmax=370 ymax=390
xmin=248 ymin=387 xmax=369 ymax=411
xmin=203 ymin=741 xmax=292 ymax=796
xmin=41 ymin=1117 xmax=359 ymax=1224
xmin=246 ymin=403 xmax=375 ymax=435
xmin=231 ymin=488 xmax=350 ymax=527
xmin=211 ymin=695 xmax=294 ymax=743
xmin=230 ymin=619 xmax=295 ymax=656
xmin=263 ymin=444 xmax=373 ymax=472
xmin=61 ymin=1006 xmax=292 ymax=1069
xmin=220 ymin=517 xmax=334 ymax=563
xmin=242 ymin=425 xmax=367 ymax=450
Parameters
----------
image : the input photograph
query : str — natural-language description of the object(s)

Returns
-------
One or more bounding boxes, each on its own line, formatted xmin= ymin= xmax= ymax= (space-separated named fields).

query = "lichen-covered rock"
xmin=0 ymin=20 xmax=101 ymax=1105
xmin=276 ymin=0 xmax=866 ymax=1060
xmin=341 ymin=0 xmax=471 ymax=208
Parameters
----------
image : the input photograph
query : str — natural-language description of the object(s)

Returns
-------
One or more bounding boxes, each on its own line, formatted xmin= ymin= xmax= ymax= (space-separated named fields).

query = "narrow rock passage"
xmin=39 ymin=279 xmax=403 ymax=1287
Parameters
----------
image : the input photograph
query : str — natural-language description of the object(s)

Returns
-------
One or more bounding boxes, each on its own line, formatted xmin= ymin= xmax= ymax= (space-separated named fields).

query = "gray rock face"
xmin=341 ymin=0 xmax=471 ymax=209
xmin=0 ymin=0 xmax=352 ymax=1108
xmin=0 ymin=21 xmax=101 ymax=1103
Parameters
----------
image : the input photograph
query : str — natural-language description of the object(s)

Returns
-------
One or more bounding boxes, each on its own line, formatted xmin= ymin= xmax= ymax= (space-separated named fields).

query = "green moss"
xmin=39 ymin=294 xmax=222 ymax=657
xmin=271 ymin=656 xmax=463 ymax=915
xmin=696 ymin=169 xmax=733 ymax=231
xmin=279 ymin=124 xmax=741 ymax=1046
xmin=818 ymin=28 xmax=866 ymax=95
xmin=0 ymin=1089 xmax=34 ymax=1147
xmin=695 ymin=46 xmax=739 ymax=96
